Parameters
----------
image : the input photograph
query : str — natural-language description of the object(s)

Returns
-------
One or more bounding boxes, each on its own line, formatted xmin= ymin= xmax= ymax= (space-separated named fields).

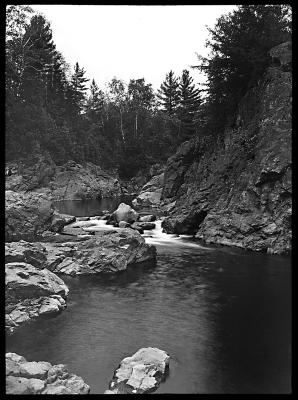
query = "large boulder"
xmin=38 ymin=229 xmax=156 ymax=275
xmin=132 ymin=173 xmax=164 ymax=208
xmin=5 ymin=262 xmax=69 ymax=333
xmin=105 ymin=347 xmax=170 ymax=394
xmin=113 ymin=203 xmax=139 ymax=224
xmin=6 ymin=353 xmax=90 ymax=394
xmin=5 ymin=190 xmax=55 ymax=241
xmin=6 ymin=262 xmax=69 ymax=303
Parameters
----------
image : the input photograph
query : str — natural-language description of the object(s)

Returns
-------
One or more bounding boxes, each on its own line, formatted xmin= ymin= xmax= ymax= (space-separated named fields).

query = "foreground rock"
xmin=132 ymin=173 xmax=164 ymax=208
xmin=161 ymin=42 xmax=292 ymax=254
xmin=6 ymin=352 xmax=90 ymax=394
xmin=5 ymin=240 xmax=47 ymax=269
xmin=39 ymin=229 xmax=156 ymax=275
xmin=5 ymin=262 xmax=69 ymax=333
xmin=105 ymin=347 xmax=170 ymax=394
xmin=5 ymin=191 xmax=55 ymax=241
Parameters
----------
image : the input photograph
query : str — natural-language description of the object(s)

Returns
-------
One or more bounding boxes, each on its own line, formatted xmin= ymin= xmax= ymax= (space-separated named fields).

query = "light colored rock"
xmin=6 ymin=262 xmax=69 ymax=302
xmin=19 ymin=361 xmax=51 ymax=380
xmin=119 ymin=221 xmax=131 ymax=228
xmin=113 ymin=203 xmax=139 ymax=223
xmin=107 ymin=347 xmax=170 ymax=394
xmin=6 ymin=353 xmax=90 ymax=394
xmin=139 ymin=215 xmax=156 ymax=222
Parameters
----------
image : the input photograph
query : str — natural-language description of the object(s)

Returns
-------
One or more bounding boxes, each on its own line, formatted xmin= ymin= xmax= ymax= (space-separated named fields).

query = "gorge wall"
xmin=161 ymin=41 xmax=292 ymax=255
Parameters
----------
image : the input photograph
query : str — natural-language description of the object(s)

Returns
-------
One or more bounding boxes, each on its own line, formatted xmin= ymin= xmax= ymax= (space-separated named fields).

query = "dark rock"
xmin=5 ymin=191 xmax=55 ymax=241
xmin=6 ymin=353 xmax=90 ymax=394
xmin=161 ymin=42 xmax=292 ymax=255
xmin=132 ymin=222 xmax=155 ymax=231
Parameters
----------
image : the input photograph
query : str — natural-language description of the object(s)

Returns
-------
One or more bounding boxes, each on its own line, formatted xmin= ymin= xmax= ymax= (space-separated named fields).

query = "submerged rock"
xmin=105 ymin=347 xmax=170 ymax=394
xmin=6 ymin=353 xmax=90 ymax=394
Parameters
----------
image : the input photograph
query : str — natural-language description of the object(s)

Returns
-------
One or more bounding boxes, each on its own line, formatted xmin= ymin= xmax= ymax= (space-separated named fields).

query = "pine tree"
xmin=178 ymin=70 xmax=201 ymax=140
xmin=157 ymin=70 xmax=180 ymax=116
xmin=85 ymin=79 xmax=105 ymax=123
xmin=193 ymin=5 xmax=291 ymax=135
xmin=69 ymin=62 xmax=89 ymax=114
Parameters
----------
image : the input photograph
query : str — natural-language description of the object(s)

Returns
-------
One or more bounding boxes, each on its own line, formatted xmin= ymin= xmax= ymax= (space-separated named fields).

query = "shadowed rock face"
xmin=105 ymin=347 xmax=170 ymax=394
xmin=5 ymin=156 xmax=122 ymax=201
xmin=6 ymin=352 xmax=90 ymax=394
xmin=161 ymin=42 xmax=292 ymax=255
xmin=5 ymin=191 xmax=55 ymax=241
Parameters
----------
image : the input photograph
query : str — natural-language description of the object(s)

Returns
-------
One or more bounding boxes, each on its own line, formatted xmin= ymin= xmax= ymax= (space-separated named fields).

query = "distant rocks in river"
xmin=132 ymin=173 xmax=164 ymax=208
xmin=113 ymin=202 xmax=139 ymax=223
xmin=6 ymin=352 xmax=90 ymax=394
xmin=105 ymin=347 xmax=170 ymax=394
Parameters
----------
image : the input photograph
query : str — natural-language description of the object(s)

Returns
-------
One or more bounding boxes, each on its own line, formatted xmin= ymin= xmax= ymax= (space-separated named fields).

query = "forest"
xmin=6 ymin=5 xmax=291 ymax=178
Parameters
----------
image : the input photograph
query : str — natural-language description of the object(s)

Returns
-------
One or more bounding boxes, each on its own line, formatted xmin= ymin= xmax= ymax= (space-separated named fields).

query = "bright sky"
xmin=32 ymin=5 xmax=236 ymax=92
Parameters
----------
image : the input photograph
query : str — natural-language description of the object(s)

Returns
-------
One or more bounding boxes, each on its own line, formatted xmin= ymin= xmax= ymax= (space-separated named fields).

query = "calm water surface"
xmin=6 ymin=199 xmax=292 ymax=394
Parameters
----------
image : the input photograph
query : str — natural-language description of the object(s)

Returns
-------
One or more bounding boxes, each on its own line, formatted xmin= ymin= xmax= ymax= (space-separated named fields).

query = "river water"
xmin=6 ymin=198 xmax=291 ymax=394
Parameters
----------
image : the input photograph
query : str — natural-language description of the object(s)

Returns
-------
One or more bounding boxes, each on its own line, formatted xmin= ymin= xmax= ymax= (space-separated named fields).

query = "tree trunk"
xmin=120 ymin=109 xmax=125 ymax=143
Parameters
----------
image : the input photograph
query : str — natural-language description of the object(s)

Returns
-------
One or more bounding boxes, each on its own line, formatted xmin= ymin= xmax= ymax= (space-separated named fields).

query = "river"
xmin=6 ymin=198 xmax=291 ymax=394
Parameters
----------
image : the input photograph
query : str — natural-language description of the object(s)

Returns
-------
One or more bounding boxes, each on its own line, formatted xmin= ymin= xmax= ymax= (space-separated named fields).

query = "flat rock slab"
xmin=6 ymin=353 xmax=90 ymax=394
xmin=106 ymin=347 xmax=170 ymax=394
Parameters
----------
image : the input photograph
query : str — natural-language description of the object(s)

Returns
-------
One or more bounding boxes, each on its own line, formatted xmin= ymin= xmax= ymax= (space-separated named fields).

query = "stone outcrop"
xmin=105 ymin=347 xmax=170 ymax=394
xmin=5 ymin=155 xmax=122 ymax=201
xmin=5 ymin=262 xmax=69 ymax=333
xmin=6 ymin=352 xmax=90 ymax=394
xmin=132 ymin=173 xmax=164 ymax=208
xmin=5 ymin=191 xmax=55 ymax=241
xmin=5 ymin=240 xmax=47 ymax=269
xmin=37 ymin=228 xmax=156 ymax=275
xmin=161 ymin=42 xmax=292 ymax=255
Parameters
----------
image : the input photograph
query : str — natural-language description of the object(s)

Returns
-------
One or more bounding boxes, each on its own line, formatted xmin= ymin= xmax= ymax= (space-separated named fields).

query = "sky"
xmin=32 ymin=5 xmax=236 ymax=92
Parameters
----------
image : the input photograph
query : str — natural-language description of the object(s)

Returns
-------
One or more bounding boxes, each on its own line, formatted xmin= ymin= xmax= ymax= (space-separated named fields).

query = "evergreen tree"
xmin=85 ymin=79 xmax=105 ymax=122
xmin=69 ymin=62 xmax=89 ymax=114
xmin=178 ymin=69 xmax=201 ymax=140
xmin=193 ymin=4 xmax=291 ymax=135
xmin=157 ymin=70 xmax=179 ymax=116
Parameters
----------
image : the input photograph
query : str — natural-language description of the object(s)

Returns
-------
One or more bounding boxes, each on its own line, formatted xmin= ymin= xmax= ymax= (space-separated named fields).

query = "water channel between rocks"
xmin=6 ymin=198 xmax=291 ymax=394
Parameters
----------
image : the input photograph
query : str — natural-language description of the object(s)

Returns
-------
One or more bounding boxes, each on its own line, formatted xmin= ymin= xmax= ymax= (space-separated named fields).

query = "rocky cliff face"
xmin=162 ymin=41 xmax=292 ymax=255
xmin=5 ymin=153 xmax=122 ymax=201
